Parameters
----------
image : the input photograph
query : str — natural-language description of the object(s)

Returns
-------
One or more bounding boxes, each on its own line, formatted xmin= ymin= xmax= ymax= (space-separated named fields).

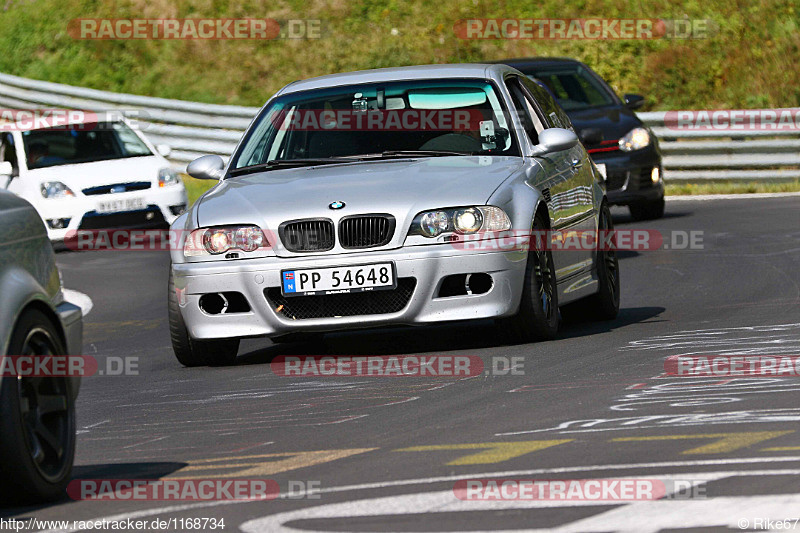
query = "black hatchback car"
xmin=500 ymin=57 xmax=665 ymax=220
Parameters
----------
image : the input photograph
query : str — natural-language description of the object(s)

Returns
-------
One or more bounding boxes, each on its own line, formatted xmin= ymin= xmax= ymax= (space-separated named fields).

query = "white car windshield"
xmin=232 ymin=78 xmax=519 ymax=171
xmin=22 ymin=121 xmax=152 ymax=169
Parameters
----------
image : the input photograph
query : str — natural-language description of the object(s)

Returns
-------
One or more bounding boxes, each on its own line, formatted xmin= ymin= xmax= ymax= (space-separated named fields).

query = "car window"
xmin=232 ymin=78 xmax=519 ymax=169
xmin=520 ymin=76 xmax=575 ymax=132
xmin=504 ymin=76 xmax=547 ymax=146
xmin=0 ymin=133 xmax=19 ymax=177
xmin=521 ymin=64 xmax=616 ymax=111
xmin=21 ymin=121 xmax=152 ymax=170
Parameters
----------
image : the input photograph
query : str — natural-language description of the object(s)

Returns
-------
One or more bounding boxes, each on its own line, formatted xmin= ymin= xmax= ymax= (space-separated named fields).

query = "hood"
xmin=25 ymin=155 xmax=169 ymax=193
xmin=196 ymin=156 xmax=523 ymax=251
xmin=566 ymin=105 xmax=644 ymax=145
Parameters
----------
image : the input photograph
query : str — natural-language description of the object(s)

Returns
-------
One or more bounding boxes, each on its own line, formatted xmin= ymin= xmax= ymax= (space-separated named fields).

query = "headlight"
xmin=408 ymin=206 xmax=511 ymax=238
xmin=420 ymin=211 xmax=449 ymax=237
xmin=158 ymin=167 xmax=180 ymax=187
xmin=184 ymin=226 xmax=268 ymax=257
xmin=618 ymin=128 xmax=651 ymax=152
xmin=40 ymin=181 xmax=75 ymax=198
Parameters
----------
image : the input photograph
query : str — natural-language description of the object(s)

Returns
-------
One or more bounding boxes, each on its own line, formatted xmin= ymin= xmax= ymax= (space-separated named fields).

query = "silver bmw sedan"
xmin=168 ymin=64 xmax=619 ymax=366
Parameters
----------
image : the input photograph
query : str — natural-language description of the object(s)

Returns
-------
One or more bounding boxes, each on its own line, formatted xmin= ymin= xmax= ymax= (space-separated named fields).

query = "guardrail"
xmin=1 ymin=72 xmax=798 ymax=180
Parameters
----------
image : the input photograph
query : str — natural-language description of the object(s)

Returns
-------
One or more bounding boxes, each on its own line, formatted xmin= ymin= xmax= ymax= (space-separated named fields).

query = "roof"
xmin=276 ymin=64 xmax=515 ymax=96
xmin=493 ymin=57 xmax=587 ymax=70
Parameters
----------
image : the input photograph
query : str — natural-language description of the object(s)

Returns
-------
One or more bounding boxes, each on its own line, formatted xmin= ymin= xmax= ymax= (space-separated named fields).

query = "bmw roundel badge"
xmin=329 ymin=201 xmax=345 ymax=210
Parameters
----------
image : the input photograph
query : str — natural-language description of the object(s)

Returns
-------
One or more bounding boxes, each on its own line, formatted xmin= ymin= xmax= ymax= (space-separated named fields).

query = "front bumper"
xmin=173 ymin=246 xmax=528 ymax=340
xmin=593 ymin=146 xmax=664 ymax=206
xmin=38 ymin=186 xmax=188 ymax=242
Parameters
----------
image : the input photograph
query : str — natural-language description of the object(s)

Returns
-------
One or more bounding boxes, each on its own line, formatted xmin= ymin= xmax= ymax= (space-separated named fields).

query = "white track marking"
xmin=240 ymin=470 xmax=800 ymax=533
xmin=62 ymin=289 xmax=93 ymax=317
xmin=666 ymin=191 xmax=800 ymax=201
xmin=35 ymin=457 xmax=800 ymax=532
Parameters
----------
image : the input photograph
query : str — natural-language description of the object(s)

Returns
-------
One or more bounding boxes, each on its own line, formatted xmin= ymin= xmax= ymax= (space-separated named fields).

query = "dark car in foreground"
xmin=0 ymin=189 xmax=82 ymax=503
xmin=500 ymin=57 xmax=665 ymax=220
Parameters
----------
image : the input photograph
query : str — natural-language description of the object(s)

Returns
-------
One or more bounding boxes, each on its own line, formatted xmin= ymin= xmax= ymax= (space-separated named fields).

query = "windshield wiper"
xmin=229 ymin=158 xmax=361 ymax=177
xmin=377 ymin=150 xmax=474 ymax=158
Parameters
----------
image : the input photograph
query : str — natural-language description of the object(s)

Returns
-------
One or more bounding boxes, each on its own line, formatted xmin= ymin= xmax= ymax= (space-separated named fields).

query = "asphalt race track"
xmin=3 ymin=195 xmax=800 ymax=532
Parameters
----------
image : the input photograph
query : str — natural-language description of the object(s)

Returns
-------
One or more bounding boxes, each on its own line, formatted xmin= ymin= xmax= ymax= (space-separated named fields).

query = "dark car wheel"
xmin=585 ymin=203 xmax=621 ymax=320
xmin=0 ymin=309 xmax=75 ymax=504
xmin=499 ymin=214 xmax=559 ymax=343
xmin=168 ymin=267 xmax=239 ymax=367
xmin=629 ymin=196 xmax=665 ymax=221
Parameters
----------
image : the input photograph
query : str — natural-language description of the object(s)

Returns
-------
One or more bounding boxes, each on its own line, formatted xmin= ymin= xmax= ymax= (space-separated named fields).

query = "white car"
xmin=0 ymin=115 xmax=187 ymax=242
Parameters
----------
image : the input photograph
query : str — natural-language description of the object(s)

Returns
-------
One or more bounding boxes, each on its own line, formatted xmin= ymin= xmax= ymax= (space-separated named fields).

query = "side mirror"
xmin=579 ymin=128 xmax=603 ymax=146
xmin=624 ymin=94 xmax=645 ymax=110
xmin=187 ymin=155 xmax=225 ymax=180
xmin=156 ymin=144 xmax=172 ymax=158
xmin=0 ymin=161 xmax=12 ymax=177
xmin=530 ymin=128 xmax=579 ymax=156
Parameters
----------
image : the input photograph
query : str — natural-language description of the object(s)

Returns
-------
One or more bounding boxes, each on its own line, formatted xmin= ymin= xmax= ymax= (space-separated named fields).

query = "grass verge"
xmin=666 ymin=180 xmax=800 ymax=195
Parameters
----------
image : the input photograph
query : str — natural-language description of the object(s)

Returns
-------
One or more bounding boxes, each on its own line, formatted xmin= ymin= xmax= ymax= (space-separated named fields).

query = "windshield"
xmin=22 ymin=121 xmax=152 ymax=169
xmin=520 ymin=65 xmax=617 ymax=111
xmin=231 ymin=79 xmax=518 ymax=171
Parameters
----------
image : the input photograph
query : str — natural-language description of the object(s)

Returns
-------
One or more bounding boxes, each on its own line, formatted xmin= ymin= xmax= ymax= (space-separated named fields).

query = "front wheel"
xmin=585 ymin=203 xmax=620 ymax=320
xmin=168 ymin=267 xmax=239 ymax=367
xmin=0 ymin=309 xmax=76 ymax=503
xmin=498 ymin=214 xmax=559 ymax=343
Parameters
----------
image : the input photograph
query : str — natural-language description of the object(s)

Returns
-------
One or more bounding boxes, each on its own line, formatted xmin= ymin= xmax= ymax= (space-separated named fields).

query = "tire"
xmin=499 ymin=213 xmax=559 ymax=343
xmin=168 ymin=267 xmax=239 ymax=367
xmin=0 ymin=309 xmax=75 ymax=504
xmin=584 ymin=203 xmax=620 ymax=320
xmin=628 ymin=196 xmax=665 ymax=221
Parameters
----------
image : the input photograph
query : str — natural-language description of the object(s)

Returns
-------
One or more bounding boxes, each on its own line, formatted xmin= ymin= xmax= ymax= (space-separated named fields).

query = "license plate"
xmin=281 ymin=263 xmax=395 ymax=297
xmin=96 ymin=197 xmax=145 ymax=214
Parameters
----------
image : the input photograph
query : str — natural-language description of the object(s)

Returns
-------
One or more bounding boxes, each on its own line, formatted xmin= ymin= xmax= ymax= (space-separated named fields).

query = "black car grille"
xmin=78 ymin=206 xmax=166 ymax=230
xmin=339 ymin=215 xmax=394 ymax=249
xmin=82 ymin=182 xmax=151 ymax=196
xmin=265 ymin=278 xmax=417 ymax=320
xmin=605 ymin=170 xmax=628 ymax=191
xmin=280 ymin=219 xmax=335 ymax=252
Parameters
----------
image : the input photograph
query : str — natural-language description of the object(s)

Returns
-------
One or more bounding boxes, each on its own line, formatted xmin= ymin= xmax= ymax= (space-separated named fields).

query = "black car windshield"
xmin=231 ymin=79 xmax=518 ymax=171
xmin=520 ymin=64 xmax=617 ymax=111
xmin=22 ymin=121 xmax=152 ymax=169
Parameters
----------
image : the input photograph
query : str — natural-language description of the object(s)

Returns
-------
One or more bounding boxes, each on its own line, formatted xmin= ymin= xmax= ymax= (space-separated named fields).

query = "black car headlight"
xmin=408 ymin=206 xmax=511 ymax=239
xmin=618 ymin=128 xmax=651 ymax=152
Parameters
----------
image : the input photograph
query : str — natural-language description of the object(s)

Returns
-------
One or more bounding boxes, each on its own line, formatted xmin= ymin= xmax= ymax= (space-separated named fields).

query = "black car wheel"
xmin=0 ymin=309 xmax=75 ymax=504
xmin=499 ymin=214 xmax=559 ymax=342
xmin=629 ymin=196 xmax=665 ymax=221
xmin=585 ymin=202 xmax=621 ymax=320
xmin=168 ymin=267 xmax=239 ymax=367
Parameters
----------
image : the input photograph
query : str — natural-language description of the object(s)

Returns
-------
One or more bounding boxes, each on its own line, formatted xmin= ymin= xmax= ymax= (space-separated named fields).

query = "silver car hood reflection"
xmin=196 ymin=156 xmax=524 ymax=248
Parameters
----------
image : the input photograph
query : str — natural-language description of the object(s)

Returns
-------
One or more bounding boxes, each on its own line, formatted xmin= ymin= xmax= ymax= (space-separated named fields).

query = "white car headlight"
xmin=40 ymin=181 xmax=75 ymax=198
xmin=184 ymin=226 xmax=268 ymax=257
xmin=409 ymin=206 xmax=511 ymax=239
xmin=158 ymin=167 xmax=181 ymax=187
xmin=618 ymin=128 xmax=651 ymax=152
